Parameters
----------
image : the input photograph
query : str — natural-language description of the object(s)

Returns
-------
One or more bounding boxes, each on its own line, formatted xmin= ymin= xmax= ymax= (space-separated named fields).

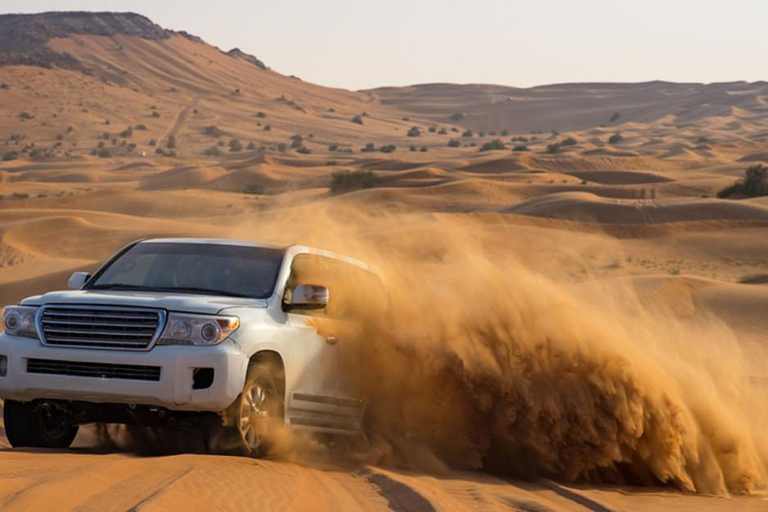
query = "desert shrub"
xmin=244 ymin=184 xmax=264 ymax=194
xmin=361 ymin=142 xmax=376 ymax=153
xmin=513 ymin=145 xmax=529 ymax=152
xmin=551 ymin=129 xmax=560 ymax=136
xmin=29 ymin=148 xmax=45 ymax=160
xmin=0 ymin=83 xmax=8 ymax=90
xmin=562 ymin=137 xmax=577 ymax=146
xmin=3 ymin=151 xmax=19 ymax=161
xmin=479 ymin=139 xmax=505 ymax=152
xmin=297 ymin=146 xmax=312 ymax=154
xmin=451 ymin=127 xmax=459 ymax=133
xmin=167 ymin=135 xmax=176 ymax=149
xmin=450 ymin=112 xmax=465 ymax=121
xmin=407 ymin=127 xmax=421 ymax=137
xmin=351 ymin=115 xmax=364 ymax=125
xmin=328 ymin=143 xmax=339 ymax=152
xmin=204 ymin=146 xmax=222 ymax=156
xmin=97 ymin=148 xmax=112 ymax=158
xmin=247 ymin=142 xmax=257 ymax=150
xmin=151 ymin=111 xmax=161 ymax=118
xmin=608 ymin=132 xmax=623 ymax=144
xmin=19 ymin=111 xmax=34 ymax=120
xmin=695 ymin=136 xmax=709 ymax=144
xmin=379 ymin=144 xmax=396 ymax=153
xmin=277 ymin=143 xmax=287 ymax=152
xmin=155 ymin=148 xmax=166 ymax=155
xmin=501 ymin=130 xmax=509 ymax=136
xmin=263 ymin=125 xmax=271 ymax=132
xmin=447 ymin=139 xmax=461 ymax=148
xmin=478 ymin=131 xmax=486 ymax=137
xmin=409 ymin=145 xmax=417 ymax=152
xmin=438 ymin=128 xmax=447 ymax=135
xmin=719 ymin=164 xmax=768 ymax=198
xmin=420 ymin=146 xmax=428 ymax=152
xmin=609 ymin=112 xmax=621 ymax=123
xmin=149 ymin=139 xmax=157 ymax=147
xmin=256 ymin=111 xmax=267 ymax=118
xmin=462 ymin=129 xmax=473 ymax=138
xmin=56 ymin=134 xmax=64 ymax=141
xmin=119 ymin=127 xmax=133 ymax=138
xmin=330 ymin=170 xmax=378 ymax=194
xmin=402 ymin=117 xmax=410 ymax=122
xmin=66 ymin=126 xmax=74 ymax=133
xmin=229 ymin=139 xmax=243 ymax=152
xmin=290 ymin=135 xmax=303 ymax=149
xmin=97 ymin=141 xmax=105 ymax=149
xmin=203 ymin=126 xmax=224 ymax=137
xmin=546 ymin=142 xmax=562 ymax=154
xmin=11 ymin=192 xmax=29 ymax=200
xmin=427 ymin=126 xmax=436 ymax=133
xmin=135 ymin=124 xmax=147 ymax=131
xmin=327 ymin=161 xmax=338 ymax=166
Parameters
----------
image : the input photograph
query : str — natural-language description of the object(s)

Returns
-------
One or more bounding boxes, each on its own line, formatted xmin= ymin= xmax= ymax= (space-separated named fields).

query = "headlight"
xmin=157 ymin=313 xmax=239 ymax=346
xmin=1 ymin=306 xmax=39 ymax=339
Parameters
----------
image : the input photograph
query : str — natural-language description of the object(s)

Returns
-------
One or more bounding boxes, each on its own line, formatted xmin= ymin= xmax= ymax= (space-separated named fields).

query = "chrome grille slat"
xmin=38 ymin=305 xmax=165 ymax=350
xmin=27 ymin=358 xmax=161 ymax=381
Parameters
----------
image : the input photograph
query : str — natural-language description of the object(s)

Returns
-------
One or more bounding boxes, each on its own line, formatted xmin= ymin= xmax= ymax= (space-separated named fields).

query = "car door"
xmin=282 ymin=254 xmax=366 ymax=434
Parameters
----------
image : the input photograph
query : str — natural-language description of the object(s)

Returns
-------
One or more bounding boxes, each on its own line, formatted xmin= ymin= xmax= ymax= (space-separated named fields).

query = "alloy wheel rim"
xmin=239 ymin=383 xmax=269 ymax=450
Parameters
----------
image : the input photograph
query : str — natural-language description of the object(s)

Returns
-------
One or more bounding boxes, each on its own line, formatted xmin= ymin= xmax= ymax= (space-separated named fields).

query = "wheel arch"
xmin=249 ymin=350 xmax=286 ymax=415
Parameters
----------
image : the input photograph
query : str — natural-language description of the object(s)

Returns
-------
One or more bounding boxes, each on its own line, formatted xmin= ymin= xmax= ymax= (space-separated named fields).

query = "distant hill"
xmin=0 ymin=11 xmax=767 ymax=161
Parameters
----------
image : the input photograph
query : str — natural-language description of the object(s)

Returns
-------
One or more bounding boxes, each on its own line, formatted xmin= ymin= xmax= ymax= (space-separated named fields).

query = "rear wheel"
xmin=203 ymin=363 xmax=283 ymax=456
xmin=3 ymin=400 xmax=79 ymax=449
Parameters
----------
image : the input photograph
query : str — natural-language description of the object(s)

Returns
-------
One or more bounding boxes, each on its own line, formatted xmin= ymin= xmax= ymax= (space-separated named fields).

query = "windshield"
xmin=87 ymin=242 xmax=285 ymax=299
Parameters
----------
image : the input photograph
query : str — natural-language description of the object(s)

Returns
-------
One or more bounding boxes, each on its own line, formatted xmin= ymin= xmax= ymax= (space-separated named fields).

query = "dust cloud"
xmin=234 ymin=203 xmax=768 ymax=495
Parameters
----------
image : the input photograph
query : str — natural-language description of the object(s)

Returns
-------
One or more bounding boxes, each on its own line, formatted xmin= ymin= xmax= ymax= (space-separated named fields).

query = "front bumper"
xmin=0 ymin=333 xmax=249 ymax=412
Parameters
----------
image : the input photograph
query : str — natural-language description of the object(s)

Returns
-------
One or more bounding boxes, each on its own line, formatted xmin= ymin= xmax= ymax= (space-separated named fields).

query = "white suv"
xmin=0 ymin=238 xmax=380 ymax=454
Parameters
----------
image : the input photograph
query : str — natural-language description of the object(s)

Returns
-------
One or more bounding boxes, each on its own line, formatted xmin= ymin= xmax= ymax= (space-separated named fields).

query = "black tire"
xmin=3 ymin=400 xmax=79 ymax=449
xmin=203 ymin=363 xmax=283 ymax=457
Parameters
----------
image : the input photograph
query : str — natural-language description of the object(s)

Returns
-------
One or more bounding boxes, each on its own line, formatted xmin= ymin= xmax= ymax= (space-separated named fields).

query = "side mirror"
xmin=68 ymin=271 xmax=91 ymax=290
xmin=285 ymin=284 xmax=329 ymax=311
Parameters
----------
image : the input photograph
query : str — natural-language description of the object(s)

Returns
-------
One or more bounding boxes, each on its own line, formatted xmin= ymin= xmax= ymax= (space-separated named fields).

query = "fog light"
xmin=0 ymin=356 xmax=7 ymax=377
xmin=192 ymin=367 xmax=214 ymax=390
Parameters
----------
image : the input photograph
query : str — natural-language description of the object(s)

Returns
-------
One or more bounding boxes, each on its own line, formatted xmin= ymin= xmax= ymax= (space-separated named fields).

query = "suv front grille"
xmin=27 ymin=358 xmax=161 ymax=381
xmin=38 ymin=305 xmax=165 ymax=350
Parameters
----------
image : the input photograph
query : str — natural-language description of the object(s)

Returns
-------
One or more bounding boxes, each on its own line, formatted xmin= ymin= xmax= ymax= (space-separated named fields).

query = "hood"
xmin=20 ymin=290 xmax=268 ymax=315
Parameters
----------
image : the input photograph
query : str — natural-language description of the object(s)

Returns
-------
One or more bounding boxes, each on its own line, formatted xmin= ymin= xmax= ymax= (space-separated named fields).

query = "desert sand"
xmin=1 ymin=11 xmax=768 ymax=511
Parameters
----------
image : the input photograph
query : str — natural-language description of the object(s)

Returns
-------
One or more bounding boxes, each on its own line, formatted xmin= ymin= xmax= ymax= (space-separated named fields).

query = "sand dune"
xmin=2 ymin=11 xmax=768 ymax=512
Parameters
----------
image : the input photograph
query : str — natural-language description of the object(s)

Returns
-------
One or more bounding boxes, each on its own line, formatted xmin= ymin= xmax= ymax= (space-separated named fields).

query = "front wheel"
xmin=3 ymin=400 xmax=79 ymax=449
xmin=203 ymin=363 xmax=283 ymax=457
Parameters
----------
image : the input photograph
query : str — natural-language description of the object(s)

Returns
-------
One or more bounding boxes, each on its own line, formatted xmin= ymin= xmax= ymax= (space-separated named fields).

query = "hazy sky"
xmin=4 ymin=0 xmax=768 ymax=90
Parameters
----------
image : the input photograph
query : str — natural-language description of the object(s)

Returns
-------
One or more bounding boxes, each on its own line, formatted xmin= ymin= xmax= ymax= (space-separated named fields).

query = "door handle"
xmin=325 ymin=335 xmax=338 ymax=345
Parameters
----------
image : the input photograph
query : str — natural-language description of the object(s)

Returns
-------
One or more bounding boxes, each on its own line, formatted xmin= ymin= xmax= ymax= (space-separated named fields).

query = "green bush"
xmin=297 ymin=146 xmax=311 ymax=154
xmin=546 ymin=142 xmax=562 ymax=154
xmin=361 ymin=142 xmax=376 ymax=153
xmin=203 ymin=126 xmax=224 ymax=137
xmin=379 ymin=144 xmax=396 ymax=153
xmin=450 ymin=112 xmax=465 ymax=121
xmin=2 ymin=151 xmax=18 ymax=161
xmin=263 ymin=125 xmax=272 ymax=132
xmin=409 ymin=145 xmax=418 ymax=152
xmin=119 ymin=127 xmax=133 ymax=138
xmin=135 ymin=124 xmax=147 ymax=131
xmin=407 ymin=127 xmax=421 ymax=137
xmin=330 ymin=170 xmax=378 ymax=194
xmin=229 ymin=139 xmax=243 ymax=152
xmin=447 ymin=139 xmax=460 ymax=148
xmin=351 ymin=115 xmax=364 ymax=125
xmin=462 ymin=129 xmax=473 ymax=138
xmin=204 ymin=146 xmax=222 ymax=156
xmin=438 ymin=128 xmax=448 ymax=135
xmin=167 ymin=135 xmax=176 ymax=149
xmin=561 ymin=137 xmax=577 ymax=146
xmin=479 ymin=139 xmax=505 ymax=152
xmin=608 ymin=132 xmax=623 ymax=144
xmin=256 ymin=111 xmax=267 ymax=118
xmin=244 ymin=184 xmax=264 ymax=194
xmin=609 ymin=112 xmax=621 ymax=123
xmin=151 ymin=111 xmax=161 ymax=118
xmin=328 ymin=143 xmax=339 ymax=152
xmin=420 ymin=146 xmax=428 ymax=152
xmin=512 ymin=145 xmax=529 ymax=152
xmin=428 ymin=126 xmax=437 ymax=133
xmin=718 ymin=164 xmax=768 ymax=198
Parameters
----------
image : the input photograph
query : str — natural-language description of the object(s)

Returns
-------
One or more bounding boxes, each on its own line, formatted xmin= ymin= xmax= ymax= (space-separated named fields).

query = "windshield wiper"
xmin=88 ymin=283 xmax=254 ymax=298
xmin=88 ymin=283 xmax=151 ymax=291
xmin=153 ymin=286 xmax=253 ymax=298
